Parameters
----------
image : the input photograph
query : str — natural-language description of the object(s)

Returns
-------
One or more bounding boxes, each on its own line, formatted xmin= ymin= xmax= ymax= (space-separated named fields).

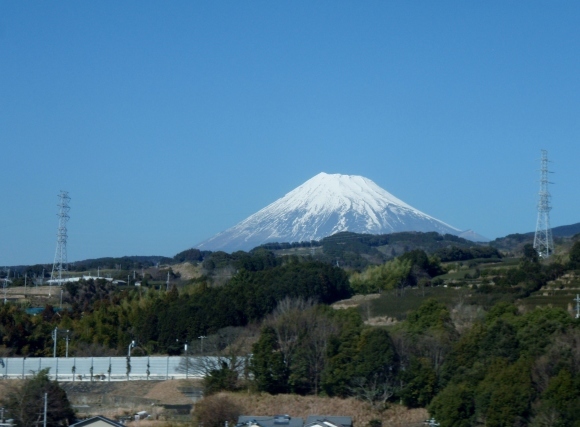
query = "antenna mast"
xmin=51 ymin=191 xmax=71 ymax=292
xmin=533 ymin=150 xmax=554 ymax=258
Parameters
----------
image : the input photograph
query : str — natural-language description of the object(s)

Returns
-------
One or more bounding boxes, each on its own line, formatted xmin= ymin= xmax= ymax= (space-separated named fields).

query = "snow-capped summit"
xmin=196 ymin=172 xmax=471 ymax=252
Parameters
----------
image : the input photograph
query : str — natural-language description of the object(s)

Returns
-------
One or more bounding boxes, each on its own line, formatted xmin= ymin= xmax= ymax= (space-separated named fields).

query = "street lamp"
xmin=128 ymin=340 xmax=136 ymax=357
xmin=198 ymin=336 xmax=206 ymax=353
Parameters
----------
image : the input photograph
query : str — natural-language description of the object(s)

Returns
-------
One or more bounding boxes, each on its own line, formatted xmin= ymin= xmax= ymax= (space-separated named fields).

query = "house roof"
xmin=237 ymin=415 xmax=304 ymax=427
xmin=304 ymin=416 xmax=353 ymax=427
xmin=70 ymin=415 xmax=126 ymax=427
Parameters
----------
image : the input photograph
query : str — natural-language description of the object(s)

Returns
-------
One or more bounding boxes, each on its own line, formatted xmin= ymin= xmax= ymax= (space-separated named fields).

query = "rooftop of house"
xmin=237 ymin=415 xmax=353 ymax=427
xmin=237 ymin=415 xmax=304 ymax=427
xmin=305 ymin=416 xmax=353 ymax=427
xmin=70 ymin=415 xmax=126 ymax=427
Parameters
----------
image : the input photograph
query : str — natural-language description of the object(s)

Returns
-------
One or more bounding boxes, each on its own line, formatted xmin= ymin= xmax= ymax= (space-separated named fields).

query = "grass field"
xmin=360 ymin=284 xmax=580 ymax=321
xmin=520 ymin=289 xmax=580 ymax=312
xmin=365 ymin=287 xmax=472 ymax=320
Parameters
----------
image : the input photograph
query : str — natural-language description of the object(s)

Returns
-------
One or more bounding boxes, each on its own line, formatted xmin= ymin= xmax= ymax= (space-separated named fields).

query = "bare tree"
xmin=264 ymin=298 xmax=341 ymax=394
xmin=302 ymin=308 xmax=339 ymax=394
xmin=451 ymin=301 xmax=485 ymax=334
xmin=194 ymin=394 xmax=242 ymax=427
xmin=347 ymin=372 xmax=398 ymax=408
xmin=267 ymin=297 xmax=315 ymax=367
xmin=417 ymin=332 xmax=449 ymax=373
xmin=176 ymin=326 xmax=251 ymax=384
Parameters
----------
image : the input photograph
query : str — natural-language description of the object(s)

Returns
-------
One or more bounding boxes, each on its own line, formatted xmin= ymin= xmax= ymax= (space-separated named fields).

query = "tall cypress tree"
xmin=250 ymin=326 xmax=289 ymax=394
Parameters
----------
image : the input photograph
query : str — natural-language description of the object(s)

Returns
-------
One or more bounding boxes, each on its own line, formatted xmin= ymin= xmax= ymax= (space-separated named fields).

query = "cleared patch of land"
xmin=221 ymin=391 xmax=428 ymax=427
xmin=170 ymin=262 xmax=202 ymax=281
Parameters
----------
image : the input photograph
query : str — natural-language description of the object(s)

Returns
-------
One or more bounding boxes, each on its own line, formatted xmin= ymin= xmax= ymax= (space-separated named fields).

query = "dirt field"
xmin=222 ymin=392 xmax=429 ymax=427
xmin=3 ymin=284 xmax=62 ymax=307
xmin=170 ymin=262 xmax=202 ymax=281
xmin=61 ymin=379 xmax=200 ymax=422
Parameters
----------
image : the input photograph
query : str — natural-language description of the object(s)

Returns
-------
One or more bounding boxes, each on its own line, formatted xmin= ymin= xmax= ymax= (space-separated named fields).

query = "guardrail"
xmin=0 ymin=356 xmax=213 ymax=381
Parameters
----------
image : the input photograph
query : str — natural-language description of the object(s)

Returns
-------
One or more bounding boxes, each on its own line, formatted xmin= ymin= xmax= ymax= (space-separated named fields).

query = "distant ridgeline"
xmin=253 ymin=231 xmax=495 ymax=269
xmin=11 ymin=255 xmax=174 ymax=278
xmin=170 ymin=231 xmax=502 ymax=271
xmin=8 ymin=231 xmax=503 ymax=276
xmin=166 ymin=231 xmax=501 ymax=271
xmin=490 ymin=221 xmax=580 ymax=253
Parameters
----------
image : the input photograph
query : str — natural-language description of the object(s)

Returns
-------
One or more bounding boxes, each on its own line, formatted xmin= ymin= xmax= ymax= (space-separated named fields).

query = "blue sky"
xmin=2 ymin=1 xmax=580 ymax=266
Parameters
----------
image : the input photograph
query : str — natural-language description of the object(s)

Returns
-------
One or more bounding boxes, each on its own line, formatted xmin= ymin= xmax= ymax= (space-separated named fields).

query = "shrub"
xmin=194 ymin=394 xmax=242 ymax=427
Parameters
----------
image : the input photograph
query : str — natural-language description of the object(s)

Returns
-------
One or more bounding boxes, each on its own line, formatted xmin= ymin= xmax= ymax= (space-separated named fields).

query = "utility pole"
xmin=65 ymin=330 xmax=70 ymax=358
xmin=3 ymin=269 xmax=8 ymax=304
xmin=53 ymin=327 xmax=58 ymax=357
xmin=184 ymin=343 xmax=189 ymax=379
xmin=198 ymin=335 xmax=206 ymax=353
xmin=43 ymin=392 xmax=48 ymax=427
xmin=574 ymin=294 xmax=580 ymax=319
xmin=533 ymin=150 xmax=554 ymax=258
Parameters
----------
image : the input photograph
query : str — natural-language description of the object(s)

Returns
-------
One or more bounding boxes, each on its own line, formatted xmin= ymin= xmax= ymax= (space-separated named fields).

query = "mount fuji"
xmin=196 ymin=173 xmax=486 ymax=252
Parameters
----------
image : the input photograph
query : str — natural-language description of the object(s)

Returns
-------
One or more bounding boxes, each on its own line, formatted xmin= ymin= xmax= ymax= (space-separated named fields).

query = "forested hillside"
xmin=2 ymin=237 xmax=580 ymax=426
xmin=0 ymin=255 xmax=350 ymax=356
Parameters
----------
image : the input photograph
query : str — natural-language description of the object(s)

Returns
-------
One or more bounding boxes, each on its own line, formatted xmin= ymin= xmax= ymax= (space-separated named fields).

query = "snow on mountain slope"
xmin=196 ymin=172 xmax=466 ymax=252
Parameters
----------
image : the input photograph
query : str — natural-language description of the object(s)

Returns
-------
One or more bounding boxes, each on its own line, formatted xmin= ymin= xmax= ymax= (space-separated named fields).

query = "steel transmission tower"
xmin=50 ymin=191 xmax=71 ymax=291
xmin=533 ymin=150 xmax=554 ymax=258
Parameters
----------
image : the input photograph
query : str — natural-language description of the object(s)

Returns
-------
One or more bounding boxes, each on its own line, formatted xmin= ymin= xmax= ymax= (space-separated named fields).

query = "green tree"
xmin=354 ymin=328 xmax=398 ymax=379
xmin=250 ymin=326 xmax=289 ymax=394
xmin=350 ymin=258 xmax=412 ymax=295
xmin=401 ymin=357 xmax=438 ymax=407
xmin=321 ymin=308 xmax=364 ymax=397
xmin=0 ymin=368 xmax=75 ymax=427
xmin=348 ymin=328 xmax=399 ymax=406
xmin=475 ymin=358 xmax=532 ymax=427
xmin=522 ymin=243 xmax=540 ymax=266
xmin=428 ymin=382 xmax=475 ymax=427
xmin=536 ymin=368 xmax=580 ymax=424
xmin=203 ymin=361 xmax=239 ymax=395
xmin=569 ymin=241 xmax=580 ymax=269
xmin=405 ymin=299 xmax=456 ymax=336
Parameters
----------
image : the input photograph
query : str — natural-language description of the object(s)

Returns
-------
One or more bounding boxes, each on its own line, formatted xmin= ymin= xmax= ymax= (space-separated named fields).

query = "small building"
xmin=70 ymin=415 xmax=126 ymax=427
